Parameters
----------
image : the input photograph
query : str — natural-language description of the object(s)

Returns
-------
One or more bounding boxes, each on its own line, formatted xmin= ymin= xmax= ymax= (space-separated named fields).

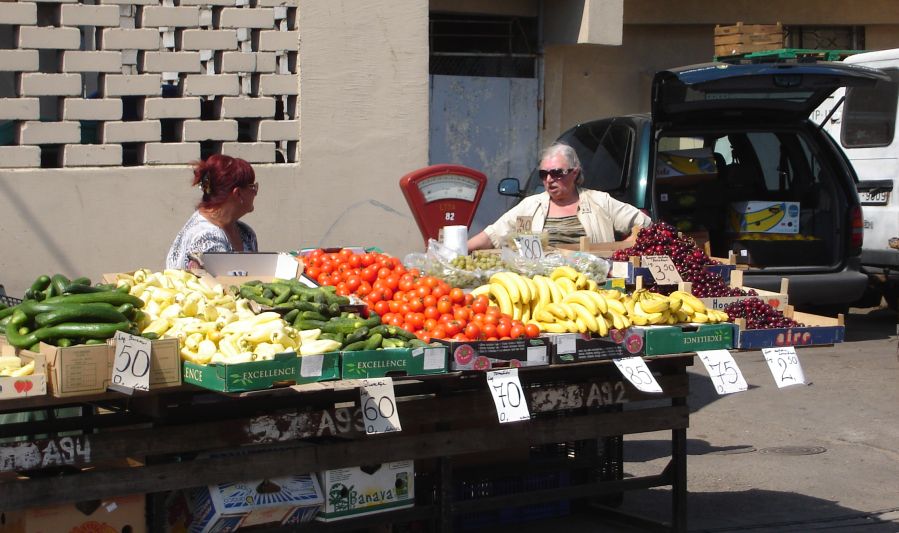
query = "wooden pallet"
xmin=714 ymin=22 xmax=784 ymax=57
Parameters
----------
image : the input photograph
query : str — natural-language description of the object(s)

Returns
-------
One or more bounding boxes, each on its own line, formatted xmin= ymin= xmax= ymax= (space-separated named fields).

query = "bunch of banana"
xmin=626 ymin=289 xmax=729 ymax=325
xmin=668 ymin=290 xmax=730 ymax=324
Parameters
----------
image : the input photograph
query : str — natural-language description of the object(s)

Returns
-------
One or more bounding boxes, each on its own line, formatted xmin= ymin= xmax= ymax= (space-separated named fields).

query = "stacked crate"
xmin=714 ymin=22 xmax=784 ymax=58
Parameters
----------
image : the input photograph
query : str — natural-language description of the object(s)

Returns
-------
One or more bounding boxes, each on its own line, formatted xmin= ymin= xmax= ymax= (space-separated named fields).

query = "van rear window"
xmin=842 ymin=69 xmax=899 ymax=148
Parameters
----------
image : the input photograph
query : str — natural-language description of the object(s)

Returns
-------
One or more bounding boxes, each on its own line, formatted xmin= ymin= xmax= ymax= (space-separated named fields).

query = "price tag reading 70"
xmin=486 ymin=368 xmax=531 ymax=423
xmin=359 ymin=378 xmax=402 ymax=435
xmin=641 ymin=255 xmax=683 ymax=285
xmin=110 ymin=331 xmax=151 ymax=393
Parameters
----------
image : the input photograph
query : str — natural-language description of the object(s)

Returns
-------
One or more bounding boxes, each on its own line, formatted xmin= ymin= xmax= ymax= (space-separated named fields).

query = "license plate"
xmin=859 ymin=190 xmax=890 ymax=205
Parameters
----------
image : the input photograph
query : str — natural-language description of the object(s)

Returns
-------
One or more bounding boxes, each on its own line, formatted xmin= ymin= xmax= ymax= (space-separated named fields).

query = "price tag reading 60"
xmin=359 ymin=378 xmax=402 ymax=435
xmin=111 ymin=331 xmax=152 ymax=392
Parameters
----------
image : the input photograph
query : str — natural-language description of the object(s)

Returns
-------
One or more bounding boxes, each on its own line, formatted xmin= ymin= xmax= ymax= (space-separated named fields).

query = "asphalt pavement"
xmin=495 ymin=306 xmax=899 ymax=533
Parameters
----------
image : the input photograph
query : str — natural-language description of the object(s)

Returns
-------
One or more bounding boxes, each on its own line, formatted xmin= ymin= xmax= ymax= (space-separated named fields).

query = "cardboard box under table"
xmin=733 ymin=308 xmax=845 ymax=350
xmin=340 ymin=346 xmax=447 ymax=379
xmin=317 ymin=461 xmax=414 ymax=522
xmin=438 ymin=337 xmax=550 ymax=371
xmin=0 ymin=493 xmax=146 ymax=533
xmin=183 ymin=351 xmax=340 ymax=392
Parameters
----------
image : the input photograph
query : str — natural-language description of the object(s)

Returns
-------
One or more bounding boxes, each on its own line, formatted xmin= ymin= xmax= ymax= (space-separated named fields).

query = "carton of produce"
xmin=548 ymin=332 xmax=624 ymax=363
xmin=732 ymin=306 xmax=844 ymax=350
xmin=340 ymin=346 xmax=447 ymax=378
xmin=317 ymin=461 xmax=414 ymax=522
xmin=107 ymin=336 xmax=182 ymax=390
xmin=694 ymin=270 xmax=788 ymax=311
xmin=1 ymin=493 xmax=146 ymax=533
xmin=182 ymin=350 xmax=304 ymax=392
xmin=36 ymin=341 xmax=113 ymax=398
xmin=437 ymin=337 xmax=550 ymax=371
xmin=608 ymin=323 xmax=734 ymax=356
xmin=0 ymin=345 xmax=46 ymax=400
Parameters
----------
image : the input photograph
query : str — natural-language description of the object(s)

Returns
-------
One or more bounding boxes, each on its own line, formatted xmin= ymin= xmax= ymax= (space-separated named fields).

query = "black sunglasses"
xmin=539 ymin=168 xmax=575 ymax=180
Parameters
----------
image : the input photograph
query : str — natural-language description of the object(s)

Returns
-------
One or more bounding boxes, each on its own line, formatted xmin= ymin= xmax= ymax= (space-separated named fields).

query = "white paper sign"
xmin=762 ymin=347 xmax=806 ymax=388
xmin=613 ymin=356 xmax=663 ymax=393
xmin=641 ymin=255 xmax=683 ymax=285
xmin=696 ymin=349 xmax=747 ymax=395
xmin=486 ymin=368 xmax=531 ymax=423
xmin=359 ymin=378 xmax=402 ymax=434
xmin=300 ymin=354 xmax=323 ymax=377
xmin=516 ymin=234 xmax=544 ymax=261
xmin=111 ymin=331 xmax=151 ymax=392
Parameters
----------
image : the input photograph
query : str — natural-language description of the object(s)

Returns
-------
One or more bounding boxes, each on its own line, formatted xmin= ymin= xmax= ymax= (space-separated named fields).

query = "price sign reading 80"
xmin=762 ymin=347 xmax=806 ymax=388
xmin=696 ymin=349 xmax=747 ymax=395
xmin=642 ymin=255 xmax=683 ymax=285
xmin=359 ymin=378 xmax=402 ymax=435
xmin=486 ymin=369 xmax=531 ymax=423
xmin=111 ymin=331 xmax=151 ymax=392
xmin=516 ymin=234 xmax=544 ymax=261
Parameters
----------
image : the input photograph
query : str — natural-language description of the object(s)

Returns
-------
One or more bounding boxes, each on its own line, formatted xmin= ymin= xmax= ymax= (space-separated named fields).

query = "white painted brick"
xmin=102 ymin=120 xmax=161 ymax=142
xmin=102 ymin=28 xmax=160 ymax=50
xmin=221 ymin=142 xmax=275 ymax=163
xmin=219 ymin=8 xmax=274 ymax=29
xmin=141 ymin=6 xmax=200 ymax=28
xmin=142 ymin=52 xmax=203 ymax=73
xmin=0 ymin=98 xmax=40 ymax=121
xmin=221 ymin=52 xmax=276 ymax=73
xmin=18 ymin=121 xmax=81 ymax=145
xmin=143 ymin=97 xmax=202 ymax=119
xmin=100 ymin=0 xmax=158 ymax=6
xmin=122 ymin=50 xmax=139 ymax=66
xmin=218 ymin=96 xmax=275 ymax=118
xmin=0 ymin=3 xmax=37 ymax=25
xmin=183 ymin=74 xmax=239 ymax=96
xmin=258 ymin=74 xmax=297 ymax=95
xmin=181 ymin=30 xmax=238 ymax=51
xmin=61 ymin=4 xmax=121 ymax=26
xmin=18 ymin=27 xmax=81 ymax=50
xmin=183 ymin=119 xmax=238 ymax=141
xmin=62 ymin=51 xmax=123 ymax=73
xmin=142 ymin=142 xmax=200 ymax=164
xmin=258 ymin=119 xmax=298 ymax=141
xmin=104 ymin=74 xmax=162 ymax=96
xmin=62 ymin=144 xmax=122 ymax=166
xmin=20 ymin=73 xmax=82 ymax=96
xmin=63 ymin=98 xmax=123 ymax=121
xmin=258 ymin=30 xmax=298 ymax=51
xmin=0 ymin=50 xmax=40 ymax=72
xmin=180 ymin=0 xmax=238 ymax=6
xmin=0 ymin=146 xmax=41 ymax=168
xmin=255 ymin=0 xmax=297 ymax=7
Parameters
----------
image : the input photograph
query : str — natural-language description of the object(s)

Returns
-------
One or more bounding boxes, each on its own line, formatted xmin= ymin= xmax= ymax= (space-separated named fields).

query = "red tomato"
xmin=444 ymin=320 xmax=463 ymax=337
xmin=525 ymin=323 xmax=540 ymax=338
xmin=471 ymin=294 xmax=490 ymax=315
xmin=481 ymin=323 xmax=497 ymax=339
xmin=305 ymin=266 xmax=321 ymax=280
xmin=424 ymin=306 xmax=440 ymax=320
xmin=449 ymin=288 xmax=465 ymax=305
xmin=452 ymin=333 xmax=469 ymax=342
xmin=436 ymin=298 xmax=452 ymax=315
xmin=453 ymin=306 xmax=471 ymax=322
xmin=361 ymin=265 xmax=378 ymax=284
xmin=345 ymin=275 xmax=361 ymax=292
xmin=417 ymin=332 xmax=431 ymax=343
xmin=430 ymin=325 xmax=447 ymax=339
xmin=510 ymin=324 xmax=525 ymax=339
xmin=463 ymin=322 xmax=481 ymax=340
xmin=374 ymin=300 xmax=390 ymax=316
xmin=496 ymin=322 xmax=511 ymax=338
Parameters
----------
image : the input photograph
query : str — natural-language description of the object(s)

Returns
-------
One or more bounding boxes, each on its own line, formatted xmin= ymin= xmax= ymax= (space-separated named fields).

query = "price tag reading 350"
xmin=359 ymin=378 xmax=402 ymax=435
xmin=516 ymin=234 xmax=544 ymax=261
xmin=111 ymin=331 xmax=151 ymax=392
xmin=642 ymin=255 xmax=683 ymax=285
xmin=613 ymin=356 xmax=663 ymax=393
xmin=696 ymin=349 xmax=747 ymax=395
xmin=486 ymin=368 xmax=531 ymax=423
xmin=762 ymin=347 xmax=806 ymax=388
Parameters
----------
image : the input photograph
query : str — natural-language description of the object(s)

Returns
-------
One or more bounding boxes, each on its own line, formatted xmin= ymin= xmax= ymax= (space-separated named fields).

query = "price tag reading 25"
xmin=516 ymin=234 xmax=544 ymax=261
xmin=486 ymin=368 xmax=531 ymax=423
xmin=642 ymin=255 xmax=683 ymax=285
xmin=359 ymin=378 xmax=402 ymax=435
xmin=111 ymin=331 xmax=151 ymax=392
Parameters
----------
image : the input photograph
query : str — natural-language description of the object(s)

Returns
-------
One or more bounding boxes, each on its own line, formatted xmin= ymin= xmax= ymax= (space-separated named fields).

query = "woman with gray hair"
xmin=467 ymin=142 xmax=651 ymax=250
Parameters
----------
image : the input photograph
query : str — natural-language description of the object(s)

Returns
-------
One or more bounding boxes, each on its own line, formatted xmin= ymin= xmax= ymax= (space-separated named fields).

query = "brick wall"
xmin=0 ymin=0 xmax=299 ymax=168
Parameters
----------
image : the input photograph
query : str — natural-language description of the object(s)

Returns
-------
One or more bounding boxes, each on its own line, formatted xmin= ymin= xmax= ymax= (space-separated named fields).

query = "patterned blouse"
xmin=543 ymin=215 xmax=586 ymax=246
xmin=165 ymin=211 xmax=258 ymax=269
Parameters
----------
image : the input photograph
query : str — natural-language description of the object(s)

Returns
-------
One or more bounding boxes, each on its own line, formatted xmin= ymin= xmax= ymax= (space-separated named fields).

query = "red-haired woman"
xmin=166 ymin=155 xmax=259 ymax=269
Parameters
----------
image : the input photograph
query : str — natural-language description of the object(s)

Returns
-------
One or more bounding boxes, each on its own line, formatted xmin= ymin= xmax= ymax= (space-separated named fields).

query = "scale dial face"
xmin=417 ymin=174 xmax=480 ymax=203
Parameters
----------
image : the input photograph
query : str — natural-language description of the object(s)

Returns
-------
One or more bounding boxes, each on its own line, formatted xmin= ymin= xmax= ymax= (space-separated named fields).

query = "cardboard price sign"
xmin=642 ymin=255 xmax=683 ymax=285
xmin=110 ymin=331 xmax=151 ymax=393
xmin=360 ymin=378 xmax=402 ymax=434
xmin=696 ymin=349 xmax=747 ymax=394
xmin=486 ymin=368 xmax=531 ymax=423
xmin=516 ymin=234 xmax=544 ymax=261
xmin=613 ymin=356 xmax=662 ymax=393
xmin=762 ymin=347 xmax=806 ymax=388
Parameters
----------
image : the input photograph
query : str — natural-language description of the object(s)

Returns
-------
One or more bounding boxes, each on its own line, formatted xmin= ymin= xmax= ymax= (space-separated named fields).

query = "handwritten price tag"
xmin=486 ymin=368 xmax=531 ymax=423
xmin=516 ymin=234 xmax=544 ymax=261
xmin=110 ymin=331 xmax=151 ymax=393
xmin=696 ymin=349 xmax=747 ymax=395
xmin=359 ymin=378 xmax=402 ymax=434
xmin=642 ymin=255 xmax=683 ymax=285
xmin=613 ymin=356 xmax=663 ymax=393
xmin=762 ymin=347 xmax=806 ymax=388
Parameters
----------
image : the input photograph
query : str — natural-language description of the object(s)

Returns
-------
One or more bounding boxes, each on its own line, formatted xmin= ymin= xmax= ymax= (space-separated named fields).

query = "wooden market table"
xmin=0 ymin=354 xmax=693 ymax=532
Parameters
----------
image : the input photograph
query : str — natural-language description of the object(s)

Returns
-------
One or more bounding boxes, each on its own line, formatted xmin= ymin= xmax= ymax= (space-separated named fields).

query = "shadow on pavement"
xmin=844 ymin=307 xmax=897 ymax=342
xmin=623 ymin=438 xmax=755 ymax=463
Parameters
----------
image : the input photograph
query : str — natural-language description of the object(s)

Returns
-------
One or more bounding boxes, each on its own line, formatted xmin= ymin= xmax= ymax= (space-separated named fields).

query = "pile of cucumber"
xmin=0 ymin=274 xmax=144 ymax=350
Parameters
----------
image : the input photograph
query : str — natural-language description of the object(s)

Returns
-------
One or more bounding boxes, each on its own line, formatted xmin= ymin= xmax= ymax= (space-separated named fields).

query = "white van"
xmin=818 ymin=49 xmax=899 ymax=308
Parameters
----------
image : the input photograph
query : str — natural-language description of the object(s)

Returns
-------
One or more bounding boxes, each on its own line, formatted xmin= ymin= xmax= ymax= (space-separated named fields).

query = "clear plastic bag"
xmin=563 ymin=252 xmax=611 ymax=282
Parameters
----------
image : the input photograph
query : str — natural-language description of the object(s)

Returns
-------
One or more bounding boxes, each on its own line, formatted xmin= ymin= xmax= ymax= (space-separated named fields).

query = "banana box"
xmin=609 ymin=323 xmax=734 ymax=356
xmin=437 ymin=337 xmax=550 ymax=371
xmin=728 ymin=201 xmax=800 ymax=234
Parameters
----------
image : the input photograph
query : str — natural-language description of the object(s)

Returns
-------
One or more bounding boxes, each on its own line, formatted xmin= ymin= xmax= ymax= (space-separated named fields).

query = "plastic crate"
xmin=0 ymin=286 xmax=22 ymax=308
xmin=454 ymin=471 xmax=571 ymax=531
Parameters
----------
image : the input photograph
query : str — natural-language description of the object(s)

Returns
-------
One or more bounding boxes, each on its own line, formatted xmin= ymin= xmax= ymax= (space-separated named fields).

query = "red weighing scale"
xmin=399 ymin=164 xmax=488 ymax=246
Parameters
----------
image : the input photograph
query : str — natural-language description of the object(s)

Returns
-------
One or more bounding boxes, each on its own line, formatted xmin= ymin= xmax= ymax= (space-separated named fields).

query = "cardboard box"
xmin=317 ymin=461 xmax=414 ymax=522
xmin=340 ymin=346 xmax=447 ymax=378
xmin=548 ymin=333 xmax=625 ymax=363
xmin=198 ymin=251 xmax=304 ymax=286
xmin=108 ymin=336 xmax=182 ymax=390
xmin=608 ymin=323 xmax=734 ymax=356
xmin=610 ymin=258 xmax=736 ymax=286
xmin=655 ymin=148 xmax=719 ymax=186
xmin=0 ymin=348 xmax=47 ymax=400
xmin=695 ymin=270 xmax=789 ymax=312
xmin=166 ymin=475 xmax=323 ymax=533
xmin=182 ymin=351 xmax=301 ymax=392
xmin=40 ymin=342 xmax=112 ymax=398
xmin=733 ymin=308 xmax=845 ymax=350
xmin=296 ymin=351 xmax=341 ymax=384
xmin=0 ymin=493 xmax=146 ymax=533
xmin=728 ymin=201 xmax=800 ymax=234
xmin=437 ymin=337 xmax=550 ymax=371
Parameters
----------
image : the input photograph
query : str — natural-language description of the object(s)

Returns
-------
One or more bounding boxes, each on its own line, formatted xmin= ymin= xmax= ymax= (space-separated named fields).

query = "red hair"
xmin=191 ymin=155 xmax=255 ymax=209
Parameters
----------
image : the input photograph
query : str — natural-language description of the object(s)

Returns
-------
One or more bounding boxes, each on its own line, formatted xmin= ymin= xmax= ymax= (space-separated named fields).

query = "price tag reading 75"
xmin=110 ymin=331 xmax=151 ymax=393
xmin=642 ymin=255 xmax=683 ymax=285
xmin=486 ymin=368 xmax=531 ymax=423
xmin=359 ymin=378 xmax=402 ymax=435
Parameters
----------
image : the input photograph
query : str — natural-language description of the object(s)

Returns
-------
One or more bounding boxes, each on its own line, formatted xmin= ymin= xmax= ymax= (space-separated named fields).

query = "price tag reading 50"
xmin=359 ymin=378 xmax=402 ymax=435
xmin=486 ymin=368 xmax=531 ymax=423
xmin=642 ymin=255 xmax=683 ymax=285
xmin=111 ymin=331 xmax=151 ymax=393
